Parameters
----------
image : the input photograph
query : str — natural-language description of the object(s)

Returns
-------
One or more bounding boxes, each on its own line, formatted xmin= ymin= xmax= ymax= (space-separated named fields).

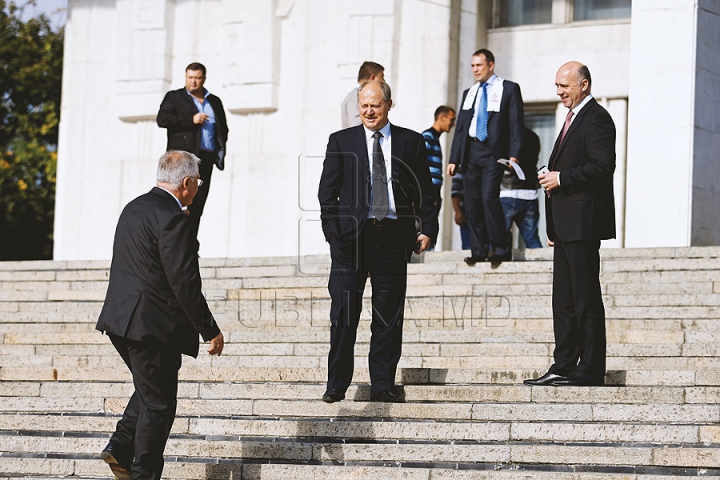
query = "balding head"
xmin=555 ymin=61 xmax=591 ymax=109
xmin=357 ymin=80 xmax=392 ymax=131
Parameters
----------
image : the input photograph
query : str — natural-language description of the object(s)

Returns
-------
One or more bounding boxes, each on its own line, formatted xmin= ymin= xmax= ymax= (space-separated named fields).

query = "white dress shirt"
xmin=363 ymin=121 xmax=397 ymax=219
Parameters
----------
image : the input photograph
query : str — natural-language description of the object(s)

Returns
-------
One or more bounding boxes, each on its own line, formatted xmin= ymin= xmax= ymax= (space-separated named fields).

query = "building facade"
xmin=54 ymin=0 xmax=720 ymax=260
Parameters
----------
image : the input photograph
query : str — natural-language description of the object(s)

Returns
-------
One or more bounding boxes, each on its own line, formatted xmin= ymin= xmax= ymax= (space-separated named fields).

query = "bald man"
xmin=525 ymin=62 xmax=616 ymax=387
xmin=319 ymin=80 xmax=438 ymax=403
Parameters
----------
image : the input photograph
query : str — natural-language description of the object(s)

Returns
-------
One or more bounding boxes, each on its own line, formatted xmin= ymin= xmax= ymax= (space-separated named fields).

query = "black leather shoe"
xmin=464 ymin=256 xmax=487 ymax=266
xmin=488 ymin=252 xmax=512 ymax=263
xmin=551 ymin=371 xmax=604 ymax=386
xmin=370 ymin=390 xmax=405 ymax=403
xmin=523 ymin=372 xmax=567 ymax=386
xmin=322 ymin=389 xmax=346 ymax=403
xmin=100 ymin=441 xmax=132 ymax=480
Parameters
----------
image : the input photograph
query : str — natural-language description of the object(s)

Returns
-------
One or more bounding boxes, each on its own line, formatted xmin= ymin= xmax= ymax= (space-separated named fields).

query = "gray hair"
xmin=577 ymin=64 xmax=592 ymax=88
xmin=358 ymin=80 xmax=392 ymax=103
xmin=156 ymin=150 xmax=200 ymax=189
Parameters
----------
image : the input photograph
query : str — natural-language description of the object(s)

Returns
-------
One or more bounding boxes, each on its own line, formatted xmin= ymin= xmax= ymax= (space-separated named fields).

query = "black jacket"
xmin=96 ymin=188 xmax=220 ymax=357
xmin=318 ymin=124 xmax=439 ymax=256
xmin=546 ymin=98 xmax=616 ymax=242
xmin=157 ymin=88 xmax=229 ymax=170
xmin=501 ymin=126 xmax=541 ymax=191
xmin=449 ymin=79 xmax=524 ymax=173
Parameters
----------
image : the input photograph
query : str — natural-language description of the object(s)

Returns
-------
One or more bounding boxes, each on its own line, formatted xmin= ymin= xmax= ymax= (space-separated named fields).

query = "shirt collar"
xmin=158 ymin=186 xmax=183 ymax=209
xmin=478 ymin=74 xmax=498 ymax=87
xmin=186 ymin=88 xmax=210 ymax=99
xmin=363 ymin=121 xmax=392 ymax=142
xmin=571 ymin=93 xmax=593 ymax=115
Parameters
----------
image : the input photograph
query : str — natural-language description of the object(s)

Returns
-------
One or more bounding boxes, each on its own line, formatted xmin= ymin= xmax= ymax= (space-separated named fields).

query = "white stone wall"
xmin=54 ymin=0 xmax=720 ymax=260
xmin=625 ymin=0 xmax=720 ymax=247
xmin=55 ymin=0 xmax=456 ymax=260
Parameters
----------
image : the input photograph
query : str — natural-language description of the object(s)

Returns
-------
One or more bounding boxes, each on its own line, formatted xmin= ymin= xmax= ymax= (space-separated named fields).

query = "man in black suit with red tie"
xmin=447 ymin=49 xmax=524 ymax=264
xmin=318 ymin=80 xmax=438 ymax=403
xmin=96 ymin=150 xmax=224 ymax=480
xmin=525 ymin=61 xmax=616 ymax=387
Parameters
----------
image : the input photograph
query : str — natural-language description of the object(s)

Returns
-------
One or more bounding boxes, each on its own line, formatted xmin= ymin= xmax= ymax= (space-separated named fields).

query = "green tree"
xmin=0 ymin=0 xmax=63 ymax=260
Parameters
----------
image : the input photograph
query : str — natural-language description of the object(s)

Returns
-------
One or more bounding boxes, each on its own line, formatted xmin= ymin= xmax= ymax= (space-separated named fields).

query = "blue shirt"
xmin=187 ymin=88 xmax=217 ymax=152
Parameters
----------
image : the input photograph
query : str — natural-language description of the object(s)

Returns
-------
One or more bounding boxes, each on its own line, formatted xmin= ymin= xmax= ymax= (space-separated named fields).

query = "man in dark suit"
xmin=318 ymin=80 xmax=438 ymax=403
xmin=525 ymin=61 xmax=616 ymax=387
xmin=447 ymin=49 xmax=524 ymax=264
xmin=157 ymin=62 xmax=229 ymax=237
xmin=96 ymin=150 xmax=224 ymax=480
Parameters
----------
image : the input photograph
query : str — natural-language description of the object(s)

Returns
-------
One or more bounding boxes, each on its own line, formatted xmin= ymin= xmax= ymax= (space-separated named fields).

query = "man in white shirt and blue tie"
xmin=447 ymin=49 xmax=524 ymax=264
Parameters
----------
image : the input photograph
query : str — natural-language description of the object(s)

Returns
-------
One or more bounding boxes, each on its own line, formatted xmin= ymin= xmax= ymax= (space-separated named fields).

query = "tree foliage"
xmin=0 ymin=0 xmax=63 ymax=260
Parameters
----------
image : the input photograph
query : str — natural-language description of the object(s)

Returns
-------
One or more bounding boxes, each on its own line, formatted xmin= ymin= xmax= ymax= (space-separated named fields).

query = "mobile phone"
xmin=537 ymin=165 xmax=549 ymax=175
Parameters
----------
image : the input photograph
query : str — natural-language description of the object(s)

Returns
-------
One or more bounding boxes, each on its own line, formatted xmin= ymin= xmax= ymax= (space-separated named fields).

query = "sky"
xmin=12 ymin=0 xmax=67 ymax=30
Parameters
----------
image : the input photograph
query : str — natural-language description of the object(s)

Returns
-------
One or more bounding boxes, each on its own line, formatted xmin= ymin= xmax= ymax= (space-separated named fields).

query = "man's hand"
xmin=454 ymin=211 xmax=466 ymax=227
xmin=539 ymin=171 xmax=560 ymax=193
xmin=207 ymin=332 xmax=224 ymax=356
xmin=547 ymin=236 xmax=555 ymax=247
xmin=508 ymin=157 xmax=518 ymax=170
xmin=446 ymin=164 xmax=457 ymax=177
xmin=193 ymin=113 xmax=209 ymax=125
xmin=415 ymin=234 xmax=432 ymax=253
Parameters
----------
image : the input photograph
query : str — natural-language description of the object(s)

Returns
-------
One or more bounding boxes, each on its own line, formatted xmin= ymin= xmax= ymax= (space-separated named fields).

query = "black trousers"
xmin=187 ymin=150 xmax=216 ymax=236
xmin=548 ymin=239 xmax=606 ymax=379
xmin=108 ymin=334 xmax=182 ymax=480
xmin=463 ymin=139 xmax=509 ymax=258
xmin=326 ymin=219 xmax=408 ymax=397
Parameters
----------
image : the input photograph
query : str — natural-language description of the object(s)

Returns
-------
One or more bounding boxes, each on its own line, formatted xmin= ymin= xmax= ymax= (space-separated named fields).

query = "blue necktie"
xmin=475 ymin=82 xmax=488 ymax=141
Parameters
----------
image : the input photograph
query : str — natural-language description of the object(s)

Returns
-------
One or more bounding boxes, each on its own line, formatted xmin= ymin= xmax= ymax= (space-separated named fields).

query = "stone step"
xmin=9 ymin=354 xmax=720 ymax=371
xmin=2 ymin=393 xmax=718 ymax=425
xmin=1 ymin=433 xmax=719 ymax=471
xmin=5 ymin=319 xmax=720 ymax=340
xmin=1 ymin=458 xmax=718 ymax=480
xmin=2 ymin=366 xmax=719 ymax=386
xmin=6 ymin=381 xmax=715 ymax=406
xmin=6 ymin=411 xmax=719 ymax=445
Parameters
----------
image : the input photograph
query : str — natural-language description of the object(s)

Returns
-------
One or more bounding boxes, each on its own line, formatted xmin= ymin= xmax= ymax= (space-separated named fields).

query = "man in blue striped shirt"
xmin=422 ymin=106 xmax=456 ymax=249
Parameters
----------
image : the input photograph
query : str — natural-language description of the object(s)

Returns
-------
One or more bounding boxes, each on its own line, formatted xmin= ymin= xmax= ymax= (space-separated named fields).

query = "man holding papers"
xmin=499 ymin=126 xmax=543 ymax=249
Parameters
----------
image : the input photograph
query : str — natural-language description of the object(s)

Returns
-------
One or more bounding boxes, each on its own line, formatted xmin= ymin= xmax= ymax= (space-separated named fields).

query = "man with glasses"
xmin=96 ymin=150 xmax=224 ymax=480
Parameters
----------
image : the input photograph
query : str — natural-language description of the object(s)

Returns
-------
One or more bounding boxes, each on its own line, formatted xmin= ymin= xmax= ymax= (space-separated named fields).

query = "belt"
xmin=369 ymin=217 xmax=397 ymax=226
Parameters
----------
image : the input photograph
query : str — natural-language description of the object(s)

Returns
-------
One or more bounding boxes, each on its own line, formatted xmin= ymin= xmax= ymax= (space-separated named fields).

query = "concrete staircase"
xmin=1 ymin=247 xmax=720 ymax=479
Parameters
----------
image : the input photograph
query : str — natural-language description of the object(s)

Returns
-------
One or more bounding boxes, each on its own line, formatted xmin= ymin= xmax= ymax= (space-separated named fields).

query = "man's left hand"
xmin=415 ymin=234 xmax=432 ymax=253
xmin=207 ymin=332 xmax=224 ymax=356
xmin=508 ymin=157 xmax=518 ymax=170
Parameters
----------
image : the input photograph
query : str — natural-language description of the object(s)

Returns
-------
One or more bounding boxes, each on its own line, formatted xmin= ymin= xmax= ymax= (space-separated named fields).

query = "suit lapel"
xmin=390 ymin=124 xmax=404 ymax=184
xmin=550 ymin=99 xmax=595 ymax=167
xmin=182 ymin=89 xmax=200 ymax=113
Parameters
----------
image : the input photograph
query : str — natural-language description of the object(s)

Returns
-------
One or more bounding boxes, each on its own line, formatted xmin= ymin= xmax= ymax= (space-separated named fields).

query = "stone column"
xmin=625 ymin=0 xmax=720 ymax=247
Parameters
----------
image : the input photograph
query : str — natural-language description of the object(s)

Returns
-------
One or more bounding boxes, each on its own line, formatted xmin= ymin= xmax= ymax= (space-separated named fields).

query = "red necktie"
xmin=560 ymin=110 xmax=574 ymax=144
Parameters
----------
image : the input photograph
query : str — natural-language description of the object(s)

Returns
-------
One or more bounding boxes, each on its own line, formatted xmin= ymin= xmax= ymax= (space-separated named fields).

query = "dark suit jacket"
xmin=317 ymin=124 xmax=439 ymax=256
xmin=157 ymin=88 xmax=229 ymax=170
xmin=449 ymin=79 xmax=524 ymax=173
xmin=546 ymin=98 xmax=616 ymax=243
xmin=96 ymin=187 xmax=220 ymax=357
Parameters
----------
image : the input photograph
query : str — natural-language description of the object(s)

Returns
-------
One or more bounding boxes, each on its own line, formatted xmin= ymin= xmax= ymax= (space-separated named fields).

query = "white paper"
xmin=497 ymin=158 xmax=525 ymax=181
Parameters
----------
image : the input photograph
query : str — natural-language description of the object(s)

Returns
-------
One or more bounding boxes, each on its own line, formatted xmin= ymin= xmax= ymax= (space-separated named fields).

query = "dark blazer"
xmin=449 ymin=79 xmax=524 ymax=173
xmin=96 ymin=188 xmax=220 ymax=357
xmin=157 ymin=89 xmax=229 ymax=170
xmin=318 ymin=124 xmax=439 ymax=255
xmin=546 ymin=98 xmax=616 ymax=243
